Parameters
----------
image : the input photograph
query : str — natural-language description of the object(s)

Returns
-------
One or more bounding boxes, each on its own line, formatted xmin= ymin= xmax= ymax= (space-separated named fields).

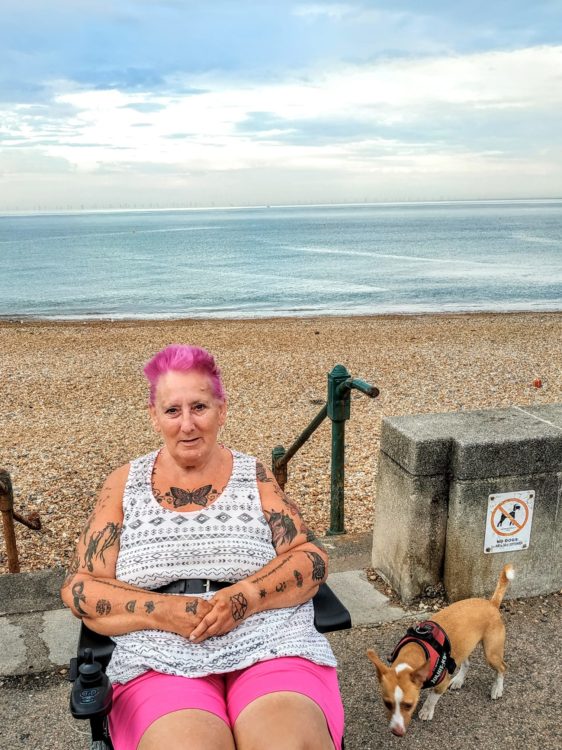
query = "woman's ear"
xmin=148 ymin=404 xmax=161 ymax=433
xmin=218 ymin=399 xmax=227 ymax=427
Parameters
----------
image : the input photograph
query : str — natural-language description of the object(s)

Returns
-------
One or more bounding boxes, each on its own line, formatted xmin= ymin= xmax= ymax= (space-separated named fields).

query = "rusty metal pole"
xmin=0 ymin=469 xmax=20 ymax=573
xmin=271 ymin=445 xmax=288 ymax=489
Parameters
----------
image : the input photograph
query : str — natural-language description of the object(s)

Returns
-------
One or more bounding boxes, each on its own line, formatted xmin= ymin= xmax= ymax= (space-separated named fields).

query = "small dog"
xmin=367 ymin=564 xmax=514 ymax=736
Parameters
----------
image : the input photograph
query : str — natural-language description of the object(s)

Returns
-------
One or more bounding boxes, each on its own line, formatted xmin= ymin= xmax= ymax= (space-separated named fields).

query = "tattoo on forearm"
xmin=259 ymin=589 xmax=267 ymax=598
xmin=265 ymin=509 xmax=298 ymax=548
xmin=185 ymin=600 xmax=198 ymax=615
xmin=276 ymin=581 xmax=287 ymax=592
xmin=294 ymin=570 xmax=304 ymax=587
xmin=251 ymin=555 xmax=292 ymax=584
xmin=144 ymin=601 xmax=155 ymax=614
xmin=71 ymin=582 xmax=87 ymax=616
xmin=84 ymin=522 xmax=122 ymax=571
xmin=125 ymin=600 xmax=136 ymax=613
xmin=231 ymin=592 xmax=248 ymax=621
xmin=96 ymin=599 xmax=111 ymax=616
xmin=305 ymin=551 xmax=326 ymax=581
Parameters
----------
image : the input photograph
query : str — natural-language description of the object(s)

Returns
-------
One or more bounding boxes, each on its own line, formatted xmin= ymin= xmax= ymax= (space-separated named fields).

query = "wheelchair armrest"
xmin=312 ymin=582 xmax=352 ymax=633
xmin=78 ymin=622 xmax=116 ymax=669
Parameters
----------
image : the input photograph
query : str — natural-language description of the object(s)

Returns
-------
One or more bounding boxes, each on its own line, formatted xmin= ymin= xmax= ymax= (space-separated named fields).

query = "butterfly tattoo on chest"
xmin=155 ymin=484 xmax=220 ymax=508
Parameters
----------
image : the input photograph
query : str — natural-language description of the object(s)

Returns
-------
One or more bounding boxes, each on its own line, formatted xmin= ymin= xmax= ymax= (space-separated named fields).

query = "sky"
xmin=1 ymin=1 xmax=562 ymax=210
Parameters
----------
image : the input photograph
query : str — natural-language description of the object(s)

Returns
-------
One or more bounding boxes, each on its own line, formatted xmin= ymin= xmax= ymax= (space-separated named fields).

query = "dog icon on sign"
xmin=497 ymin=504 xmax=521 ymax=528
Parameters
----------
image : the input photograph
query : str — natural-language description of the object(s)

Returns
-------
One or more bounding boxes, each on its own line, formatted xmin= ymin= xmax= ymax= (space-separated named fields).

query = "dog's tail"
xmin=490 ymin=564 xmax=515 ymax=608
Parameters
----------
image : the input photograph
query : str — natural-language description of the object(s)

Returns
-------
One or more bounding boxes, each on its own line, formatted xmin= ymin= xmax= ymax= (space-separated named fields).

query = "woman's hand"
xmin=188 ymin=585 xmax=251 ymax=643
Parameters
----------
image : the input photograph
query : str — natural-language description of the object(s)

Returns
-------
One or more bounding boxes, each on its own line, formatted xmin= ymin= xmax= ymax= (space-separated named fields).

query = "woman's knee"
xmin=234 ymin=692 xmax=336 ymax=750
xmin=137 ymin=708 xmax=235 ymax=750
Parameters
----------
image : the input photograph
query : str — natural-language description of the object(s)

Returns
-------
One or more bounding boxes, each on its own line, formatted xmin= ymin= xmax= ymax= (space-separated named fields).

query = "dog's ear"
xmin=366 ymin=649 xmax=388 ymax=680
xmin=411 ymin=659 xmax=431 ymax=687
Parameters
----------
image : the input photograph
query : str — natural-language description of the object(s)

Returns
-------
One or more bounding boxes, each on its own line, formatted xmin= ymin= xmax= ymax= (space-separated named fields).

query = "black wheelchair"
xmin=69 ymin=581 xmax=351 ymax=750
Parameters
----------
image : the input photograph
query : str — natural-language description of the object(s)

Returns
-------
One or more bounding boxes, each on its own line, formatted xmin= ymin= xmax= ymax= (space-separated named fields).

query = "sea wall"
xmin=371 ymin=405 xmax=562 ymax=602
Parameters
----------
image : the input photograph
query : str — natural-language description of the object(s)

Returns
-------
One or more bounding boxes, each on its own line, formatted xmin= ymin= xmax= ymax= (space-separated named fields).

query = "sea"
xmin=1 ymin=200 xmax=561 ymax=320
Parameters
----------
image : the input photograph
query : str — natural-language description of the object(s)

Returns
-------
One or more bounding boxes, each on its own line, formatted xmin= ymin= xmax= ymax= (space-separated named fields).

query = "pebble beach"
xmin=1 ymin=311 xmax=561 ymax=575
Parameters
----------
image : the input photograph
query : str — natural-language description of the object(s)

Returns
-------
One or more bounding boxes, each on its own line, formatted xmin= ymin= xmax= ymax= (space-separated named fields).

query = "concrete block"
xmin=380 ymin=405 xmax=562 ymax=480
xmin=372 ymin=405 xmax=562 ymax=603
xmin=372 ymin=452 xmax=448 ymax=603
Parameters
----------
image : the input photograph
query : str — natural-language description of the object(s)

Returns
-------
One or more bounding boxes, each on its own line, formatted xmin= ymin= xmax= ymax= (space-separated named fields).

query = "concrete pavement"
xmin=2 ymin=532 xmax=560 ymax=750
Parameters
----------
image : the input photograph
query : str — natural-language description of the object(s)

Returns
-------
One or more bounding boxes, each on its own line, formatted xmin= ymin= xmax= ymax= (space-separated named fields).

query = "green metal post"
xmin=327 ymin=365 xmax=351 ymax=535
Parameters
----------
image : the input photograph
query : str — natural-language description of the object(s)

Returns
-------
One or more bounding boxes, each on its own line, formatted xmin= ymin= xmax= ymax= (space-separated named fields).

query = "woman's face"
xmin=149 ymin=369 xmax=227 ymax=469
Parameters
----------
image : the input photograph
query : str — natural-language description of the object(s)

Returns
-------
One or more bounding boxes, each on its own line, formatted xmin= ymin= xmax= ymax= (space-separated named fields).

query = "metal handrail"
xmin=272 ymin=365 xmax=379 ymax=535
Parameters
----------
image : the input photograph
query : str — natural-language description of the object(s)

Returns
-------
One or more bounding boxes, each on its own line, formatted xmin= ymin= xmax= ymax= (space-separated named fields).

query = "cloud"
xmin=1 ymin=2 xmax=562 ymax=209
xmin=292 ymin=3 xmax=354 ymax=20
xmin=0 ymin=148 xmax=74 ymax=175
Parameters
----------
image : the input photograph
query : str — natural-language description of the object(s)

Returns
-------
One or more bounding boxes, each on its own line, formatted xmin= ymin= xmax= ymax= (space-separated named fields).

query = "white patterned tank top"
xmin=106 ymin=449 xmax=337 ymax=684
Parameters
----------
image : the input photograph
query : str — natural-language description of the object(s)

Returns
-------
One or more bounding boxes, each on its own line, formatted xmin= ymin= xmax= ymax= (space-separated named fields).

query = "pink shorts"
xmin=108 ymin=657 xmax=344 ymax=750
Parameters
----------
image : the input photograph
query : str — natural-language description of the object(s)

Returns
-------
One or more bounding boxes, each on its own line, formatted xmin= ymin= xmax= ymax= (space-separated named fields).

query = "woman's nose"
xmin=180 ymin=410 xmax=194 ymax=431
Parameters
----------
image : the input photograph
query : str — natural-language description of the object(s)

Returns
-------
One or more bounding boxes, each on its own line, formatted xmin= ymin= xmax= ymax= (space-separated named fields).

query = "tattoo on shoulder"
xmin=256 ymin=461 xmax=272 ymax=483
xmin=271 ymin=485 xmax=302 ymax=518
xmin=305 ymin=551 xmax=326 ymax=581
xmin=84 ymin=522 xmax=122 ymax=571
xmin=265 ymin=508 xmax=298 ymax=548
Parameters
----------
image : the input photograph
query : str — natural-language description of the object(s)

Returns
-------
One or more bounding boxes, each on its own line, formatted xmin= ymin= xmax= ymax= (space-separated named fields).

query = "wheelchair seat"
xmin=69 ymin=581 xmax=351 ymax=750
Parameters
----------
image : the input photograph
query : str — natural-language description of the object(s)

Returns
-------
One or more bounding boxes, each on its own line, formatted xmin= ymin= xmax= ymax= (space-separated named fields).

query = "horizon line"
xmin=2 ymin=196 xmax=562 ymax=218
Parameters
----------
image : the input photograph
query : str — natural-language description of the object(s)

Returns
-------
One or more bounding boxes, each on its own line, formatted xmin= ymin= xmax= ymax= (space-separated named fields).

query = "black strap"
xmin=155 ymin=579 xmax=232 ymax=595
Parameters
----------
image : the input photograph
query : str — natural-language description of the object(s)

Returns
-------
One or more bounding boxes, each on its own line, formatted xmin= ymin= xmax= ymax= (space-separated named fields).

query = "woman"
xmin=61 ymin=344 xmax=344 ymax=750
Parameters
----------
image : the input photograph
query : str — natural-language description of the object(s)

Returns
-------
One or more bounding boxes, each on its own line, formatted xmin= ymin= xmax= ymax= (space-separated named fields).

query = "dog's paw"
xmin=449 ymin=674 xmax=465 ymax=690
xmin=418 ymin=703 xmax=435 ymax=721
xmin=491 ymin=675 xmax=504 ymax=700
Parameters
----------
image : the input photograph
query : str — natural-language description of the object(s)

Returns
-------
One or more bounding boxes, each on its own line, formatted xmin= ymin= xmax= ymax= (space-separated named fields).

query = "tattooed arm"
xmin=189 ymin=461 xmax=328 ymax=643
xmin=60 ymin=464 xmax=212 ymax=638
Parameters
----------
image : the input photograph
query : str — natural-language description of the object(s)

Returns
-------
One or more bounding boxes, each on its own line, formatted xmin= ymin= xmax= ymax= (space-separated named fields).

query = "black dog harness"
xmin=390 ymin=621 xmax=457 ymax=689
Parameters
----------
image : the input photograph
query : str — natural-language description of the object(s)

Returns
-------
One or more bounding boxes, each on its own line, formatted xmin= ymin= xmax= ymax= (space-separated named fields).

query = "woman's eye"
xmin=193 ymin=403 xmax=206 ymax=412
xmin=165 ymin=407 xmax=178 ymax=414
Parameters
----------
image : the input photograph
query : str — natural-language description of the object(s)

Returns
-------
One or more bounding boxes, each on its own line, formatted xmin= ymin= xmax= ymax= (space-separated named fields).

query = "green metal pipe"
xmin=329 ymin=419 xmax=346 ymax=535
xmin=274 ymin=404 xmax=328 ymax=469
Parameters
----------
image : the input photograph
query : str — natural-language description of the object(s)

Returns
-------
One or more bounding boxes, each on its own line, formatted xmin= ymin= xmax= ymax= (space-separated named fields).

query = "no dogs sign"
xmin=484 ymin=490 xmax=535 ymax=553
